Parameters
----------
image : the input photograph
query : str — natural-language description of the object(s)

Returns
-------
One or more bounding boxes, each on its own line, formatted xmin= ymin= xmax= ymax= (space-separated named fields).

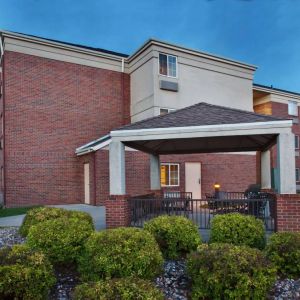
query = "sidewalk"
xmin=0 ymin=204 xmax=106 ymax=230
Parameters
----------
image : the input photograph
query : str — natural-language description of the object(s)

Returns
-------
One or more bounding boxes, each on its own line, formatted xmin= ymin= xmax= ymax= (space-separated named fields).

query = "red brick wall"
xmin=277 ymin=194 xmax=300 ymax=232
xmin=3 ymin=51 xmax=130 ymax=207
xmin=93 ymin=151 xmax=257 ymax=204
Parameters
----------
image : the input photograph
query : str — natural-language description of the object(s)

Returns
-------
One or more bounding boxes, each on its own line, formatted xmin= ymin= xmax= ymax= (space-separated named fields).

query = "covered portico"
xmin=108 ymin=103 xmax=296 ymax=196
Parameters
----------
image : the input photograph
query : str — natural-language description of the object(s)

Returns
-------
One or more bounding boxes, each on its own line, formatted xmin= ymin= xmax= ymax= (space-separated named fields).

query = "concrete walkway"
xmin=0 ymin=204 xmax=106 ymax=231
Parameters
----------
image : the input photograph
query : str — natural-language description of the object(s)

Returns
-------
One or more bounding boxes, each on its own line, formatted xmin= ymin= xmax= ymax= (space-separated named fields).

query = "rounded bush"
xmin=144 ymin=215 xmax=201 ymax=259
xmin=73 ymin=278 xmax=164 ymax=300
xmin=187 ymin=243 xmax=277 ymax=300
xmin=19 ymin=207 xmax=94 ymax=237
xmin=210 ymin=213 xmax=265 ymax=249
xmin=265 ymin=232 xmax=300 ymax=278
xmin=0 ymin=244 xmax=56 ymax=300
xmin=78 ymin=227 xmax=163 ymax=281
xmin=27 ymin=217 xmax=94 ymax=264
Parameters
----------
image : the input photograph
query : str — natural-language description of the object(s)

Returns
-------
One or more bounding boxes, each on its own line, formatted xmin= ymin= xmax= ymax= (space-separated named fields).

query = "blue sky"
xmin=1 ymin=0 xmax=300 ymax=92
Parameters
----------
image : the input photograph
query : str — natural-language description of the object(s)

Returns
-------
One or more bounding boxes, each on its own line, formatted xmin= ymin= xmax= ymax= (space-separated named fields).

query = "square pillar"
xmin=109 ymin=140 xmax=126 ymax=195
xmin=261 ymin=150 xmax=271 ymax=189
xmin=277 ymin=132 xmax=296 ymax=194
xmin=150 ymin=154 xmax=161 ymax=190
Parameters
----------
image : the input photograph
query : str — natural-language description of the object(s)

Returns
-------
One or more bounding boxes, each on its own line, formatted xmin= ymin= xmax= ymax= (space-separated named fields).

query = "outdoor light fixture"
xmin=214 ymin=183 xmax=221 ymax=190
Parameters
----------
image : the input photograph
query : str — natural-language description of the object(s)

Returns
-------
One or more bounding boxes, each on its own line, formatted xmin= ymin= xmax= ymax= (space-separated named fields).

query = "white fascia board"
xmin=1 ymin=30 xmax=125 ymax=62
xmin=75 ymin=135 xmax=112 ymax=156
xmin=110 ymin=120 xmax=292 ymax=142
xmin=253 ymin=85 xmax=300 ymax=100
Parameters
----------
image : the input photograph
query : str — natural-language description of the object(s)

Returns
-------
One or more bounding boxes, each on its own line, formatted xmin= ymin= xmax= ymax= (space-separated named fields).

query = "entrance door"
xmin=84 ymin=163 xmax=90 ymax=204
xmin=185 ymin=162 xmax=201 ymax=199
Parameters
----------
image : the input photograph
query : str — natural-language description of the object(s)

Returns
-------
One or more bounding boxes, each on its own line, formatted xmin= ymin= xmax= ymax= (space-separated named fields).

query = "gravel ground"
xmin=1 ymin=227 xmax=300 ymax=300
xmin=155 ymin=260 xmax=189 ymax=300
xmin=0 ymin=227 xmax=25 ymax=248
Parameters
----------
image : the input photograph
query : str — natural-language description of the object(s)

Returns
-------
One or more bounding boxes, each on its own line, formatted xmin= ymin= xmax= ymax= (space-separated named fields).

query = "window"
xmin=296 ymin=168 xmax=300 ymax=182
xmin=159 ymin=53 xmax=177 ymax=77
xmin=296 ymin=135 xmax=300 ymax=149
xmin=160 ymin=163 xmax=179 ymax=186
xmin=160 ymin=108 xmax=176 ymax=116
xmin=288 ymin=101 xmax=298 ymax=116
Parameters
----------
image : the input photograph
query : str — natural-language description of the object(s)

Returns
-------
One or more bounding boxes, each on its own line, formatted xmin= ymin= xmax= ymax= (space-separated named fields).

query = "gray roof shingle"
xmin=115 ymin=102 xmax=286 ymax=131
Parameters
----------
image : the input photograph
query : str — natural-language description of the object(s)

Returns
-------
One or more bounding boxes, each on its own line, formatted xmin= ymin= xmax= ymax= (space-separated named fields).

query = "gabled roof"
xmin=114 ymin=102 xmax=286 ymax=132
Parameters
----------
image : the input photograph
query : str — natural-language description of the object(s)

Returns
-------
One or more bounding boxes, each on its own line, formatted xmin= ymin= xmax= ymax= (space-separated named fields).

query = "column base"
xmin=106 ymin=194 xmax=131 ymax=229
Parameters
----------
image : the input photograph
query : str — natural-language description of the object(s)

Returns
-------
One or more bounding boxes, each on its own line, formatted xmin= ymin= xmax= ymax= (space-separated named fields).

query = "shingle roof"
xmin=115 ymin=102 xmax=286 ymax=131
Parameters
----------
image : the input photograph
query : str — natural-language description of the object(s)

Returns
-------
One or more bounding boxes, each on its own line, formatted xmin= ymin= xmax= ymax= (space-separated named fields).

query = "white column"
xmin=150 ymin=154 xmax=161 ymax=190
xmin=277 ymin=132 xmax=296 ymax=194
xmin=109 ymin=140 xmax=126 ymax=195
xmin=261 ymin=150 xmax=271 ymax=189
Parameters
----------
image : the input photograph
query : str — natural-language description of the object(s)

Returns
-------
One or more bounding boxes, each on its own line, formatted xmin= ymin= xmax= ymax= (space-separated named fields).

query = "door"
xmin=84 ymin=163 xmax=90 ymax=204
xmin=185 ymin=162 xmax=201 ymax=199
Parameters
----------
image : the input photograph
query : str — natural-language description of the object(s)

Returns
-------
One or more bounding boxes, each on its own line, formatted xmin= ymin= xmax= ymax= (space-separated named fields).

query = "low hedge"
xmin=187 ymin=243 xmax=277 ymax=300
xmin=19 ymin=207 xmax=94 ymax=237
xmin=78 ymin=227 xmax=163 ymax=281
xmin=144 ymin=215 xmax=201 ymax=259
xmin=73 ymin=278 xmax=164 ymax=300
xmin=210 ymin=213 xmax=265 ymax=249
xmin=27 ymin=217 xmax=94 ymax=264
xmin=265 ymin=232 xmax=300 ymax=278
xmin=0 ymin=245 xmax=56 ymax=300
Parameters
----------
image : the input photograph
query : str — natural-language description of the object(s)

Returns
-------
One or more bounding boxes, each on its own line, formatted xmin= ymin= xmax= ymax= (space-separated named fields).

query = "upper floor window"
xmin=159 ymin=53 xmax=177 ymax=78
xmin=296 ymin=135 xmax=299 ymax=150
xmin=160 ymin=108 xmax=176 ymax=116
xmin=160 ymin=163 xmax=179 ymax=186
xmin=288 ymin=101 xmax=298 ymax=116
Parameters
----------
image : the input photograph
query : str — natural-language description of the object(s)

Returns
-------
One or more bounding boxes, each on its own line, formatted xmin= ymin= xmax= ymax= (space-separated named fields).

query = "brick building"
xmin=0 ymin=31 xmax=298 ymax=207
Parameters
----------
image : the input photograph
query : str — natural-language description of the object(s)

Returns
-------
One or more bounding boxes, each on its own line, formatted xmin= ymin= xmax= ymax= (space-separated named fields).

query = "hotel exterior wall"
xmin=130 ymin=44 xmax=255 ymax=122
xmin=3 ymin=51 xmax=130 ymax=207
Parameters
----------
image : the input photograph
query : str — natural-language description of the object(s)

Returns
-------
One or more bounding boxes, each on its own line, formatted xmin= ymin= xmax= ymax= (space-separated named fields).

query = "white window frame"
xmin=161 ymin=163 xmax=180 ymax=187
xmin=160 ymin=108 xmax=176 ymax=115
xmin=288 ymin=100 xmax=298 ymax=116
xmin=158 ymin=53 xmax=178 ymax=78
xmin=295 ymin=135 xmax=299 ymax=150
xmin=296 ymin=168 xmax=300 ymax=182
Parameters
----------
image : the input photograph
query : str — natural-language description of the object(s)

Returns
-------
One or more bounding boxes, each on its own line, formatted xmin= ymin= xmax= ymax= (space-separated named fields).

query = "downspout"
xmin=0 ymin=35 xmax=6 ymax=207
xmin=93 ymin=152 xmax=97 ymax=206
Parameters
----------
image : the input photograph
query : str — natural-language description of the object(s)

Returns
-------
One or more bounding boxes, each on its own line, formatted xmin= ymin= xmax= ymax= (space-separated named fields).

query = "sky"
xmin=1 ymin=0 xmax=300 ymax=92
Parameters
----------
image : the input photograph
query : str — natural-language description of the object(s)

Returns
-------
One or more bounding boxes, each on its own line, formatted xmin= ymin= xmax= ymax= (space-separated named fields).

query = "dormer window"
xmin=159 ymin=53 xmax=177 ymax=78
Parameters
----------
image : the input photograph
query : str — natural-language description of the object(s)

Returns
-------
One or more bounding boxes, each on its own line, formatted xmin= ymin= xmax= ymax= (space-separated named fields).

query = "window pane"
xmin=169 ymin=164 xmax=179 ymax=185
xmin=159 ymin=54 xmax=168 ymax=75
xmin=160 ymin=108 xmax=169 ymax=116
xmin=160 ymin=164 xmax=169 ymax=186
xmin=168 ymin=55 xmax=177 ymax=77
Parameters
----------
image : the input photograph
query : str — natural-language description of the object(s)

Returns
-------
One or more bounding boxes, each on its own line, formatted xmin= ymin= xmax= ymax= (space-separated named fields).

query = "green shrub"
xmin=187 ymin=243 xmax=276 ymax=300
xmin=78 ymin=227 xmax=163 ymax=281
xmin=19 ymin=207 xmax=94 ymax=236
xmin=144 ymin=215 xmax=201 ymax=259
xmin=265 ymin=232 xmax=300 ymax=278
xmin=210 ymin=213 xmax=265 ymax=249
xmin=0 ymin=244 xmax=56 ymax=300
xmin=27 ymin=217 xmax=94 ymax=264
xmin=73 ymin=278 xmax=164 ymax=300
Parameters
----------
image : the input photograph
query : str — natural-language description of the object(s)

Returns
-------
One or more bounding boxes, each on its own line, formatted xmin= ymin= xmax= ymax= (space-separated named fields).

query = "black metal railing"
xmin=129 ymin=194 xmax=276 ymax=231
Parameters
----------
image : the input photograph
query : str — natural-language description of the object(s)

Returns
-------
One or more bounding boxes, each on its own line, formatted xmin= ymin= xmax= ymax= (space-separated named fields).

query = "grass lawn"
xmin=0 ymin=206 xmax=41 ymax=218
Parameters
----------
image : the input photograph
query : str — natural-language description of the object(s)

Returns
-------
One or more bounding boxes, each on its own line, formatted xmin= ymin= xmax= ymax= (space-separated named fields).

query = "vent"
xmin=159 ymin=80 xmax=178 ymax=92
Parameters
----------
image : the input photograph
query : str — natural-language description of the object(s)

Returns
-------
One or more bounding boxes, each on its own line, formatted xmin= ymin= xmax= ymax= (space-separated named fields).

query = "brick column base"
xmin=277 ymin=194 xmax=300 ymax=232
xmin=106 ymin=195 xmax=131 ymax=229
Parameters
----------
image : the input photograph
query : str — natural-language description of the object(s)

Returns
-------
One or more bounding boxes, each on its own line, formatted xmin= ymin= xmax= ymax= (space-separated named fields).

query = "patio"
xmin=77 ymin=102 xmax=296 ymax=229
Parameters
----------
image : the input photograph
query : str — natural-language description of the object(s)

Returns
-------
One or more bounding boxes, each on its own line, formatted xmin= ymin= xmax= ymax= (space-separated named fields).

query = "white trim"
xmin=128 ymin=39 xmax=257 ymax=71
xmin=253 ymin=85 xmax=300 ymax=100
xmin=158 ymin=53 xmax=178 ymax=78
xmin=161 ymin=163 xmax=180 ymax=187
xmin=111 ymin=120 xmax=292 ymax=139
